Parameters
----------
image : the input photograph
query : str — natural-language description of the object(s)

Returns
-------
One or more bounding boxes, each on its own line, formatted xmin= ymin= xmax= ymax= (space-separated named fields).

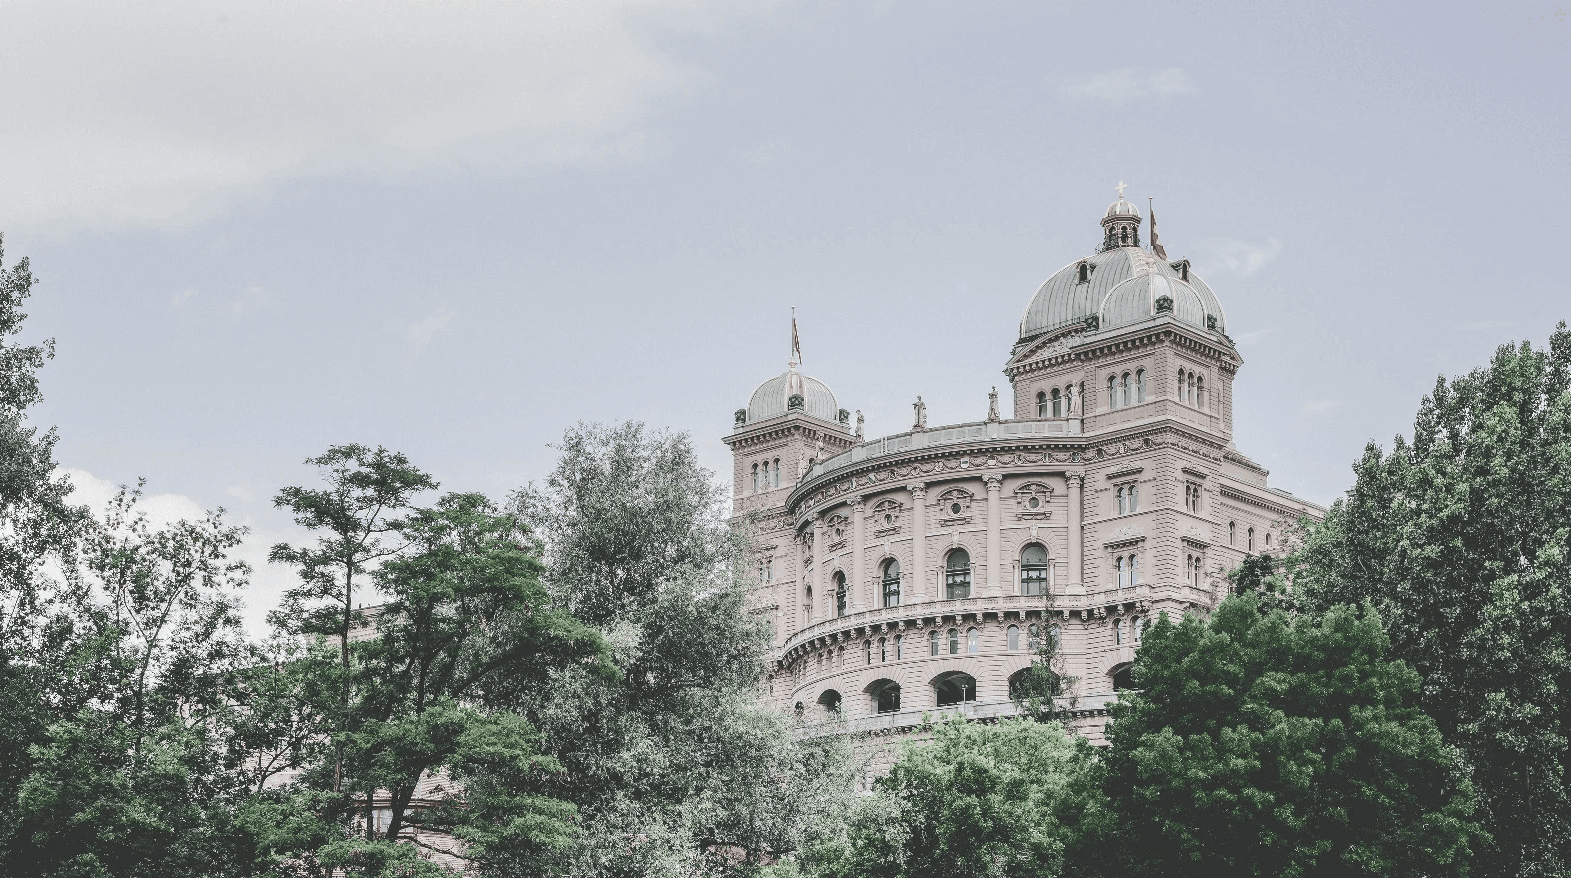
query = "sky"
xmin=2 ymin=0 xmax=1568 ymax=632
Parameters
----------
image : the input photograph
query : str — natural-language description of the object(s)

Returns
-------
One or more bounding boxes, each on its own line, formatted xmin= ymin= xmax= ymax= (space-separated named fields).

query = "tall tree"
xmin=255 ymin=492 xmax=613 ymax=877
xmin=513 ymin=422 xmax=855 ymax=878
xmin=269 ymin=445 xmax=438 ymax=793
xmin=1293 ymin=323 xmax=1571 ymax=877
xmin=1080 ymin=595 xmax=1481 ymax=878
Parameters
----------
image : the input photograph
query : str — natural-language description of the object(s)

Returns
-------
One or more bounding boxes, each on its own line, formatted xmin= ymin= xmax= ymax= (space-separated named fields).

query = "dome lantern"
xmin=1100 ymin=182 xmax=1143 ymax=252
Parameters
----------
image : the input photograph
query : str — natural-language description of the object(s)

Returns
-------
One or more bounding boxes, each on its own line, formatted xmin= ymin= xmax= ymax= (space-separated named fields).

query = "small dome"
xmin=745 ymin=366 xmax=839 ymax=425
xmin=1098 ymin=273 xmax=1207 ymax=332
xmin=1105 ymin=198 xmax=1141 ymax=219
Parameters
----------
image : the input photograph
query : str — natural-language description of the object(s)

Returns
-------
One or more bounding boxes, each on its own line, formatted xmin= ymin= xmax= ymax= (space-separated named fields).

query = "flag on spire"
xmin=1149 ymin=198 xmax=1168 ymax=260
xmin=790 ymin=308 xmax=802 ymax=367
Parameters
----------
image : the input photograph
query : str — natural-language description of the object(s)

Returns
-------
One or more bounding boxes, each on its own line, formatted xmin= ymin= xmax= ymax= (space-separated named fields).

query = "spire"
xmin=789 ymin=307 xmax=802 ymax=369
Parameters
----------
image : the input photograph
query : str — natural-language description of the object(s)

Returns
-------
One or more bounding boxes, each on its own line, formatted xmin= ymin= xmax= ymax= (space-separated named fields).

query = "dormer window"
xmin=1171 ymin=259 xmax=1191 ymax=282
xmin=1077 ymin=260 xmax=1092 ymax=283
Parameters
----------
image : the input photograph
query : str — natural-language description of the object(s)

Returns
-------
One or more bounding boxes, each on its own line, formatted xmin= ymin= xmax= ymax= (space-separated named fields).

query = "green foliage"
xmin=1292 ymin=323 xmax=1571 ymax=877
xmin=1081 ymin=594 xmax=1481 ymax=878
xmin=513 ymin=422 xmax=858 ymax=878
xmin=807 ymin=718 xmax=1093 ymax=878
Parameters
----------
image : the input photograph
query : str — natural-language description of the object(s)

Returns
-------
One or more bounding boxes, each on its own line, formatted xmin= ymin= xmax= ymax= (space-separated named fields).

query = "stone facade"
xmin=724 ymin=196 xmax=1322 ymax=744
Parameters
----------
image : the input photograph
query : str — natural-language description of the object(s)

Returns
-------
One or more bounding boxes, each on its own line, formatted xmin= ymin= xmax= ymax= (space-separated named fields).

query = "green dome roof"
xmin=1018 ymin=246 xmax=1226 ymax=343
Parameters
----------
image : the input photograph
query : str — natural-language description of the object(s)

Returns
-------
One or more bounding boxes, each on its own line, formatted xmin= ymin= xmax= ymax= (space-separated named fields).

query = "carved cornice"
xmin=1218 ymin=485 xmax=1304 ymax=520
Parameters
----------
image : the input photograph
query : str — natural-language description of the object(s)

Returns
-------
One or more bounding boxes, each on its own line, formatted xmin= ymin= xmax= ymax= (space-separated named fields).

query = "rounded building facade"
xmin=724 ymin=195 xmax=1321 ymax=744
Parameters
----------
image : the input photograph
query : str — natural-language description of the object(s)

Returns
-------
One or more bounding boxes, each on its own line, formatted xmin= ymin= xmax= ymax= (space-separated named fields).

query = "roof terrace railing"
xmin=810 ymin=417 xmax=1081 ymax=478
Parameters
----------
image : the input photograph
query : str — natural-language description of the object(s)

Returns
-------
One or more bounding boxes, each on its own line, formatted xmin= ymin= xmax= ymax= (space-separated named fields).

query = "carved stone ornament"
xmin=734 ymin=408 xmax=747 ymax=427
xmin=787 ymin=394 xmax=805 ymax=411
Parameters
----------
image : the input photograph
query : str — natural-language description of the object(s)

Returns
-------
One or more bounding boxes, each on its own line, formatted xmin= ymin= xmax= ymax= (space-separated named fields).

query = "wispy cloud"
xmin=1049 ymin=67 xmax=1199 ymax=103
xmin=408 ymin=310 xmax=455 ymax=350
xmin=1204 ymin=237 xmax=1284 ymax=276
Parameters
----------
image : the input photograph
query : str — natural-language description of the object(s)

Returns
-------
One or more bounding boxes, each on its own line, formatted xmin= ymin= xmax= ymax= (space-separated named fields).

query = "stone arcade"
xmin=724 ymin=194 xmax=1322 ymax=747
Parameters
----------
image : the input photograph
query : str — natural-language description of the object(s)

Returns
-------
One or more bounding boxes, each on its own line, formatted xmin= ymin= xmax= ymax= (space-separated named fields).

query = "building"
xmin=724 ymin=193 xmax=1322 ymax=745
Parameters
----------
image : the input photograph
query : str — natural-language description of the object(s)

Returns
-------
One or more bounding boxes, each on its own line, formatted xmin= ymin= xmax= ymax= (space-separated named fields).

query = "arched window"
xmin=773 ymin=458 xmax=781 ymax=487
xmin=945 ymin=549 xmax=972 ymax=600
xmin=751 ymin=463 xmax=759 ymax=493
xmin=1020 ymin=543 xmax=1050 ymax=595
xmin=1248 ymin=527 xmax=1255 ymax=552
xmin=1078 ymin=262 xmax=1090 ymax=283
xmin=878 ymin=637 xmax=888 ymax=662
xmin=817 ymin=689 xmax=842 ymax=715
xmin=1116 ymin=486 xmax=1126 ymax=515
xmin=882 ymin=559 xmax=901 ymax=608
xmin=934 ymin=671 xmax=977 ymax=707
xmin=871 ymin=680 xmax=901 ymax=714
xmin=1120 ymin=372 xmax=1131 ymax=407
xmin=1116 ymin=555 xmax=1126 ymax=589
xmin=1051 ymin=387 xmax=1063 ymax=417
xmin=948 ymin=628 xmax=960 ymax=655
xmin=1229 ymin=521 xmax=1236 ymax=545
xmin=929 ymin=629 xmax=939 ymax=656
xmin=1177 ymin=369 xmax=1187 ymax=401
xmin=1128 ymin=484 xmax=1139 ymax=512
xmin=864 ymin=640 xmax=872 ymax=665
xmin=967 ymin=627 xmax=979 ymax=654
xmin=1265 ymin=532 xmax=1272 ymax=548
xmin=894 ymin=634 xmax=903 ymax=660
xmin=1115 ymin=619 xmax=1125 ymax=645
xmin=1028 ymin=623 xmax=1042 ymax=652
xmin=834 ymin=572 xmax=847 ymax=617
xmin=1036 ymin=390 xmax=1048 ymax=418
xmin=1007 ymin=625 xmax=1020 ymax=651
xmin=1132 ymin=616 xmax=1143 ymax=643
xmin=805 ymin=584 xmax=813 ymax=621
xmin=1129 ymin=554 xmax=1139 ymax=584
xmin=1188 ymin=372 xmax=1197 ymax=405
xmin=1112 ymin=664 xmax=1135 ymax=691
xmin=1136 ymin=368 xmax=1147 ymax=402
xmin=1107 ymin=375 xmax=1117 ymax=410
xmin=1196 ymin=376 xmax=1206 ymax=411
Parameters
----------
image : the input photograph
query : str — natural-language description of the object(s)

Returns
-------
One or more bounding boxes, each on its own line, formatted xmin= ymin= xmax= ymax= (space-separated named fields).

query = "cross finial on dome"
xmin=1116 ymin=180 xmax=1127 ymax=199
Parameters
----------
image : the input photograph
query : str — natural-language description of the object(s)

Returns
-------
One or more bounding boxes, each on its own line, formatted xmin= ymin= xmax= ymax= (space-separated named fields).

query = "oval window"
xmin=884 ymin=514 xmax=893 ymax=526
xmin=835 ymin=528 xmax=843 ymax=538
xmin=1028 ymin=496 xmax=1040 ymax=508
xmin=950 ymin=502 xmax=962 ymax=515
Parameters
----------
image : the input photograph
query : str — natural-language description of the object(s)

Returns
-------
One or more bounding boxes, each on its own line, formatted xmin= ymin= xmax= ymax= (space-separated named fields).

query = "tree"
xmin=1081 ymin=594 xmax=1481 ymax=878
xmin=1292 ymin=323 xmax=1571 ymax=877
xmin=512 ymin=422 xmax=856 ymax=878
xmin=7 ymin=487 xmax=264 ymax=878
xmin=269 ymin=445 xmax=438 ymax=794
xmin=807 ymin=717 xmax=1092 ymax=878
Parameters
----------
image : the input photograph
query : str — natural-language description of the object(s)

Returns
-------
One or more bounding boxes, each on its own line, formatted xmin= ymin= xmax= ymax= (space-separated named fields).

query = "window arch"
xmin=864 ymin=640 xmax=872 ymax=665
xmin=1136 ymin=368 xmax=1147 ymax=403
xmin=1028 ymin=623 xmax=1041 ymax=652
xmin=1196 ymin=376 xmax=1206 ymax=411
xmin=1036 ymin=390 xmax=1048 ymax=418
xmin=882 ymin=558 xmax=901 ymax=608
xmin=1020 ymin=543 xmax=1050 ymax=595
xmin=1188 ymin=371 xmax=1197 ymax=405
xmin=945 ymin=548 xmax=972 ymax=600
xmin=894 ymin=634 xmax=903 ymax=660
xmin=772 ymin=458 xmax=780 ymax=488
xmin=833 ymin=572 xmax=847 ymax=617
xmin=1120 ymin=372 xmax=1131 ymax=408
xmin=1111 ymin=664 xmax=1135 ymax=691
xmin=1265 ymin=532 xmax=1272 ymax=548
xmin=1049 ymin=624 xmax=1060 ymax=649
xmin=1107 ymin=375 xmax=1117 ymax=410
xmin=1051 ymin=387 xmax=1063 ymax=417
xmin=816 ymin=689 xmax=842 ymax=715
xmin=967 ymin=627 xmax=980 ymax=654
xmin=878 ymin=636 xmax=888 ymax=662
xmin=928 ymin=629 xmax=939 ymax=656
xmin=1248 ymin=527 xmax=1255 ymax=552
xmin=948 ymin=628 xmax=960 ymax=655
xmin=1007 ymin=624 xmax=1020 ymax=651
xmin=751 ymin=463 xmax=759 ymax=493
xmin=1132 ymin=615 xmax=1143 ymax=643
xmin=1117 ymin=486 xmax=1127 ymax=515
xmin=1115 ymin=619 xmax=1125 ymax=645
xmin=1129 ymin=554 xmax=1139 ymax=584
xmin=1116 ymin=555 xmax=1126 ymax=589
xmin=869 ymin=679 xmax=901 ymax=714
xmin=934 ymin=671 xmax=977 ymax=707
xmin=1229 ymin=521 xmax=1237 ymax=545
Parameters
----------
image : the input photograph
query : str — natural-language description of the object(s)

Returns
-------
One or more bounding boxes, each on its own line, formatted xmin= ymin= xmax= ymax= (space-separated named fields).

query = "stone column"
xmin=908 ymin=483 xmax=927 ymax=602
xmin=984 ymin=474 xmax=1003 ymax=596
xmin=811 ymin=514 xmax=825 ymax=621
xmin=850 ymin=496 xmax=866 ymax=610
xmin=1065 ymin=473 xmax=1085 ymax=595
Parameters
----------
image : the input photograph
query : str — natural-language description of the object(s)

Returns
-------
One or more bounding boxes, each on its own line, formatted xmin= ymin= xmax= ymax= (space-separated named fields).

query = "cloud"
xmin=408 ymin=310 xmax=456 ymax=350
xmin=1204 ymin=237 xmax=1284 ymax=276
xmin=62 ymin=467 xmax=300 ymax=637
xmin=0 ymin=0 xmax=740 ymax=234
xmin=1049 ymin=67 xmax=1199 ymax=103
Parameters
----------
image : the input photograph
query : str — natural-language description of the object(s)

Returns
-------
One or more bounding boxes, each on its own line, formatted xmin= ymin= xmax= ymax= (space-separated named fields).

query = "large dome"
xmin=745 ymin=366 xmax=839 ymax=425
xmin=1018 ymin=245 xmax=1227 ymax=343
